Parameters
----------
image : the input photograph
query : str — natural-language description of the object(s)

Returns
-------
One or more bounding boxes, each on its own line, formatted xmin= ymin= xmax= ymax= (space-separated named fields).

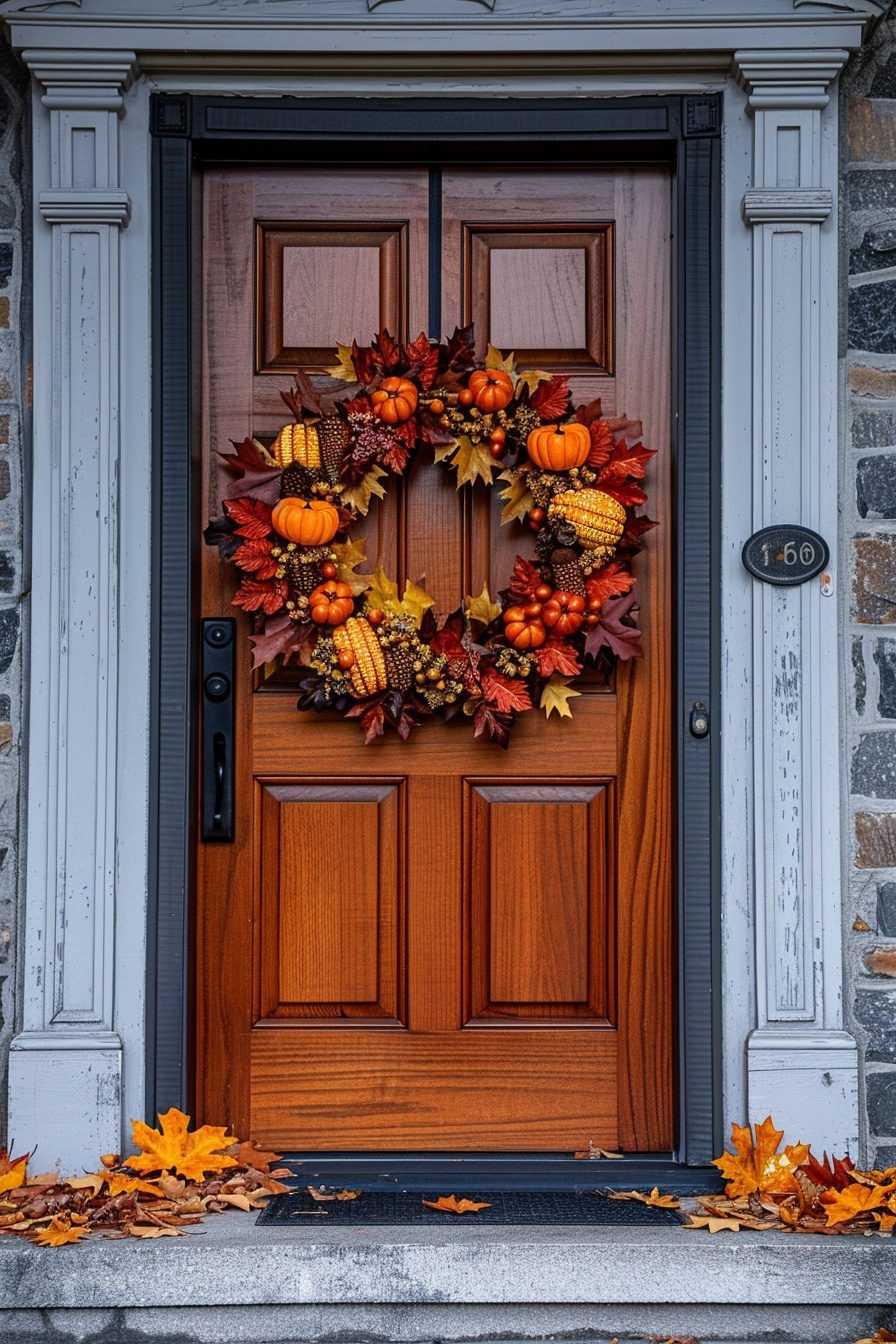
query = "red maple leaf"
xmin=380 ymin=434 xmax=412 ymax=475
xmin=219 ymin=437 xmax=282 ymax=503
xmin=248 ymin=615 xmax=316 ymax=670
xmin=371 ymin=329 xmax=402 ymax=370
xmin=441 ymin=324 xmax=475 ymax=371
xmin=232 ymin=579 xmax=288 ymax=616
xmin=597 ymin=479 xmax=648 ymax=509
xmin=481 ymin=668 xmax=533 ymax=714
xmin=533 ymin=640 xmax=581 ymax=678
xmin=802 ymin=1152 xmax=856 ymax=1192
xmin=223 ymin=497 xmax=273 ymax=540
xmin=573 ymin=397 xmax=603 ymax=428
xmin=345 ymin=696 xmax=388 ymax=745
xmin=597 ymin=438 xmax=655 ymax=485
xmin=584 ymin=589 xmax=643 ymax=661
xmin=586 ymin=418 xmax=614 ymax=468
xmin=351 ymin=341 xmax=380 ymax=386
xmin=430 ymin=617 xmax=466 ymax=661
xmin=530 ymin=375 xmax=571 ymax=422
xmin=506 ymin=556 xmax=542 ymax=602
xmin=472 ymin=700 xmax=512 ymax=748
xmin=619 ymin=512 xmax=659 ymax=552
xmin=404 ymin=331 xmax=439 ymax=389
xmin=233 ymin=538 xmax=278 ymax=580
xmin=280 ymin=370 xmax=323 ymax=420
xmin=585 ymin=559 xmax=636 ymax=609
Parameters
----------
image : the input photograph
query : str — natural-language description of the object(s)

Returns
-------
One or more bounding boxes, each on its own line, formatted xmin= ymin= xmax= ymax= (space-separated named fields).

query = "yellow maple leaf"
xmin=128 ymin=1107 xmax=238 ymax=1183
xmin=821 ymin=1180 xmax=896 ymax=1227
xmin=364 ymin=563 xmax=435 ymax=627
xmin=422 ymin=1194 xmax=491 ymax=1215
xmin=465 ymin=584 xmax=501 ymax=627
xmin=450 ymin=436 xmax=498 ymax=488
xmin=540 ymin=674 xmax=582 ymax=720
xmin=325 ymin=342 xmax=358 ymax=383
xmin=712 ymin=1117 xmax=810 ymax=1198
xmin=606 ymin=1187 xmax=680 ymax=1210
xmin=331 ymin=537 xmax=373 ymax=596
xmin=30 ymin=1215 xmax=89 ymax=1247
xmin=104 ymin=1172 xmax=164 ymax=1199
xmin=499 ymin=470 xmax=534 ymax=525
xmin=517 ymin=368 xmax=553 ymax=393
xmin=341 ymin=465 xmax=388 ymax=516
xmin=400 ymin=580 xmax=436 ymax=626
xmin=484 ymin=343 xmax=517 ymax=377
xmin=0 ymin=1149 xmax=28 ymax=1195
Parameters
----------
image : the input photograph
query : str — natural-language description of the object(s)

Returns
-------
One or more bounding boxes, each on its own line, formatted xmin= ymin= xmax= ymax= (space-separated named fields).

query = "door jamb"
xmin=148 ymin=93 xmax=722 ymax=1178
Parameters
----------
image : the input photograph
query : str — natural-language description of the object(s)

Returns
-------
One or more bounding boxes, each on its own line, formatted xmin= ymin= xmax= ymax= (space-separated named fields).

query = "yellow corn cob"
xmin=332 ymin=617 xmax=388 ymax=698
xmin=547 ymin=488 xmax=626 ymax=565
xmin=272 ymin=422 xmax=321 ymax=471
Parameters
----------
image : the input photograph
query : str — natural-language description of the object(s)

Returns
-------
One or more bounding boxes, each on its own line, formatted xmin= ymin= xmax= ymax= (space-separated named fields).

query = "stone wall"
xmin=844 ymin=13 xmax=896 ymax=1169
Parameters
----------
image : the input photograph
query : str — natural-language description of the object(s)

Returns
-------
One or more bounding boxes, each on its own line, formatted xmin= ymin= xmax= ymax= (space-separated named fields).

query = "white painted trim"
xmin=2 ymin=0 xmax=876 ymax=1163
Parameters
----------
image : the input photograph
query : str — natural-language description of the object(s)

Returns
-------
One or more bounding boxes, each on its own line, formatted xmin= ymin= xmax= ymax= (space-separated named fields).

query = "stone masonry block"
xmin=863 ymin=948 xmax=896 ymax=978
xmin=855 ymin=636 xmax=867 ymax=715
xmin=855 ymin=990 xmax=896 ymax=1063
xmin=851 ymin=220 xmax=896 ymax=276
xmin=854 ymin=407 xmax=896 ymax=451
xmin=867 ymin=1071 xmax=896 ymax=1135
xmin=876 ymin=639 xmax=896 ymax=716
xmin=849 ymin=169 xmax=896 ymax=212
xmin=0 ymin=243 xmax=12 ymax=291
xmin=854 ymin=534 xmax=896 ymax=622
xmin=849 ymin=366 xmax=896 ymax=398
xmin=853 ymin=732 xmax=896 ymax=797
xmin=849 ymin=98 xmax=896 ymax=163
xmin=856 ymin=811 xmax=896 ymax=867
xmin=859 ymin=456 xmax=896 ymax=518
xmin=0 ymin=608 xmax=20 ymax=677
xmin=879 ymin=883 xmax=896 ymax=935
xmin=849 ymin=278 xmax=896 ymax=353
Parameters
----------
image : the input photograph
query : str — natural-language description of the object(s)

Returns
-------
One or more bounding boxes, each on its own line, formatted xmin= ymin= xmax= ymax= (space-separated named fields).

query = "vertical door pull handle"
xmin=201 ymin=620 xmax=235 ymax=841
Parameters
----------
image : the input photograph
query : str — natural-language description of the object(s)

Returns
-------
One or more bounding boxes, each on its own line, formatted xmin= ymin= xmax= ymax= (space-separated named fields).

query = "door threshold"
xmin=278 ymin=1152 xmax=723 ymax=1193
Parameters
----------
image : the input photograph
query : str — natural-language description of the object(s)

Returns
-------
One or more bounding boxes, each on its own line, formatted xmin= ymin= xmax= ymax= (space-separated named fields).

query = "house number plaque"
xmin=742 ymin=525 xmax=829 ymax=587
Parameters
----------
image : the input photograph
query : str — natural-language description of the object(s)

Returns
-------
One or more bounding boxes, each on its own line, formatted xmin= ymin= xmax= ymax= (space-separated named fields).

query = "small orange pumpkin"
xmin=502 ymin=604 xmax=547 ymax=650
xmin=541 ymin=590 xmax=586 ymax=636
xmin=371 ymin=377 xmax=418 ymax=424
xmin=527 ymin=422 xmax=591 ymax=472
xmin=271 ymin=497 xmax=340 ymax=546
xmin=468 ymin=368 xmax=514 ymax=413
xmin=309 ymin=581 xmax=355 ymax=627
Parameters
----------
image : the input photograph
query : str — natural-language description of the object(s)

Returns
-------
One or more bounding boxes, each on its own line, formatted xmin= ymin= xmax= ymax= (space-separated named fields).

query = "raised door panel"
xmin=466 ymin=781 xmax=613 ymax=1022
xmin=257 ymin=780 xmax=404 ymax=1022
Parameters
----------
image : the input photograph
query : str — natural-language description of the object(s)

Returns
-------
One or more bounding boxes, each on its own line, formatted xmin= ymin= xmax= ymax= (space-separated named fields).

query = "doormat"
xmin=256 ymin=1189 xmax=684 ymax=1226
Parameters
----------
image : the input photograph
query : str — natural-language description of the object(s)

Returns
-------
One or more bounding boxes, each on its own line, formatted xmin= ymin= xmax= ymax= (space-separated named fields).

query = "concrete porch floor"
xmin=0 ymin=1212 xmax=894 ymax=1344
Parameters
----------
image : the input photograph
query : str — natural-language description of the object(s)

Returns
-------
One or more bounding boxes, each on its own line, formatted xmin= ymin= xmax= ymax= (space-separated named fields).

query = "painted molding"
xmin=742 ymin=188 xmax=833 ymax=222
xmin=7 ymin=47 xmax=139 ymax=1170
xmin=735 ymin=46 xmax=859 ymax=1152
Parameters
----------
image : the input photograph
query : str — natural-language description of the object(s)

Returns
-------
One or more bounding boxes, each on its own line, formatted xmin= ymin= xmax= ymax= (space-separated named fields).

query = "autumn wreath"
xmin=205 ymin=326 xmax=655 ymax=745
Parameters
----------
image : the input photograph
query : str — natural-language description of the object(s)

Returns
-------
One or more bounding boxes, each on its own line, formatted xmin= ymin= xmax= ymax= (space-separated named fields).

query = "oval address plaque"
xmin=742 ymin=525 xmax=829 ymax=587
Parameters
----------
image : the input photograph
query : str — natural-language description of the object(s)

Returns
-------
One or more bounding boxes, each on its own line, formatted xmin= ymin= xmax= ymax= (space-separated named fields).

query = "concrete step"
xmin=0 ymin=1212 xmax=893 ymax=1343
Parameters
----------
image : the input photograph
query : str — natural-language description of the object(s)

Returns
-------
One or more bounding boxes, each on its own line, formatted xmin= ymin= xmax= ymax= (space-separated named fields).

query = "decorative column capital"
xmin=22 ymin=49 xmax=138 ymax=111
xmin=733 ymin=48 xmax=850 ymax=111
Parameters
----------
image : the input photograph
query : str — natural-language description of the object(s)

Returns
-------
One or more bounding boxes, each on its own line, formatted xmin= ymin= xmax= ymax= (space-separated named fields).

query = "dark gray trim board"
xmin=149 ymin=95 xmax=722 ymax=1182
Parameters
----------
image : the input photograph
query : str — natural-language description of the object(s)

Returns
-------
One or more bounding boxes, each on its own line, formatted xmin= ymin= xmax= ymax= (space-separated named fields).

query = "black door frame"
xmin=148 ymin=93 xmax=722 ymax=1187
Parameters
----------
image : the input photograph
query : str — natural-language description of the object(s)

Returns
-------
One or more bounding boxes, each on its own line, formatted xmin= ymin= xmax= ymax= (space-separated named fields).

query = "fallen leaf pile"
xmin=854 ymin=1331 xmax=896 ymax=1344
xmin=0 ymin=1108 xmax=291 ymax=1246
xmin=682 ymin=1116 xmax=896 ymax=1236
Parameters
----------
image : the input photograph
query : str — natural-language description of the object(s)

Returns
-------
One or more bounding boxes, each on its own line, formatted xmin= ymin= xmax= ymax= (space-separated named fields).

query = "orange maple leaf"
xmin=128 ymin=1108 xmax=238 ymax=1183
xmin=30 ymin=1216 xmax=89 ymax=1247
xmin=821 ymin=1181 xmax=896 ymax=1227
xmin=713 ymin=1117 xmax=810 ymax=1197
xmin=0 ymin=1149 xmax=28 ymax=1195
xmin=422 ymin=1194 xmax=491 ymax=1215
xmin=606 ymin=1187 xmax=680 ymax=1209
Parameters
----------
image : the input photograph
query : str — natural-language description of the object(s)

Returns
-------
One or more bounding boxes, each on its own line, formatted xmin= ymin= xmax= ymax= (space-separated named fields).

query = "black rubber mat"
xmin=256 ymin=1189 xmax=683 ymax=1226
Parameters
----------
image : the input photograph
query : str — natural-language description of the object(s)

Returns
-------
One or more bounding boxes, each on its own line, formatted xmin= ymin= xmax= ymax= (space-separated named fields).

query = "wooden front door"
xmin=197 ymin=163 xmax=673 ymax=1152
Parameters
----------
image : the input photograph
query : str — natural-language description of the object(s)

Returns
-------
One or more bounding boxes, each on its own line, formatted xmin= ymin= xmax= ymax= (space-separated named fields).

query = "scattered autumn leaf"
xmin=713 ymin=1116 xmax=810 ymax=1198
xmin=605 ymin=1187 xmax=680 ymax=1210
xmin=0 ymin=1149 xmax=28 ymax=1194
xmin=821 ymin=1181 xmax=896 ymax=1227
xmin=307 ymin=1186 xmax=362 ymax=1202
xmin=574 ymin=1143 xmax=624 ymax=1160
xmin=422 ymin=1194 xmax=492 ymax=1215
xmin=128 ymin=1224 xmax=183 ymax=1239
xmin=30 ymin=1216 xmax=89 ymax=1247
xmin=682 ymin=1214 xmax=767 ymax=1234
xmin=128 ymin=1107 xmax=239 ymax=1183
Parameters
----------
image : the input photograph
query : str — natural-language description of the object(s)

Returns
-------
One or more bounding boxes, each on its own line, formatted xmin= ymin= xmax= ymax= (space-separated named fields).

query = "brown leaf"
xmin=605 ymin=1186 xmax=680 ymax=1210
xmin=422 ymin=1194 xmax=491 ymax=1215
xmin=307 ymin=1186 xmax=362 ymax=1202
xmin=128 ymin=1224 xmax=183 ymax=1239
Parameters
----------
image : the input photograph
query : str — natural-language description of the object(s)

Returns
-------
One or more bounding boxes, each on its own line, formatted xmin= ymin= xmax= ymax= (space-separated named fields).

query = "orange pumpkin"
xmin=271 ymin=497 xmax=340 ymax=546
xmin=526 ymin=422 xmax=591 ymax=472
xmin=502 ymin=604 xmax=547 ymax=650
xmin=309 ymin=581 xmax=355 ymax=627
xmin=468 ymin=368 xmax=514 ymax=413
xmin=371 ymin=377 xmax=418 ymax=424
xmin=541 ymin=590 xmax=586 ymax=636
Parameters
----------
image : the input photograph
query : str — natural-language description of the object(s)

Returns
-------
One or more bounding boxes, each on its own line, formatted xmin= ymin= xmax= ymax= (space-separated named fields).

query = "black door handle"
xmin=202 ymin=619 xmax=235 ymax=841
